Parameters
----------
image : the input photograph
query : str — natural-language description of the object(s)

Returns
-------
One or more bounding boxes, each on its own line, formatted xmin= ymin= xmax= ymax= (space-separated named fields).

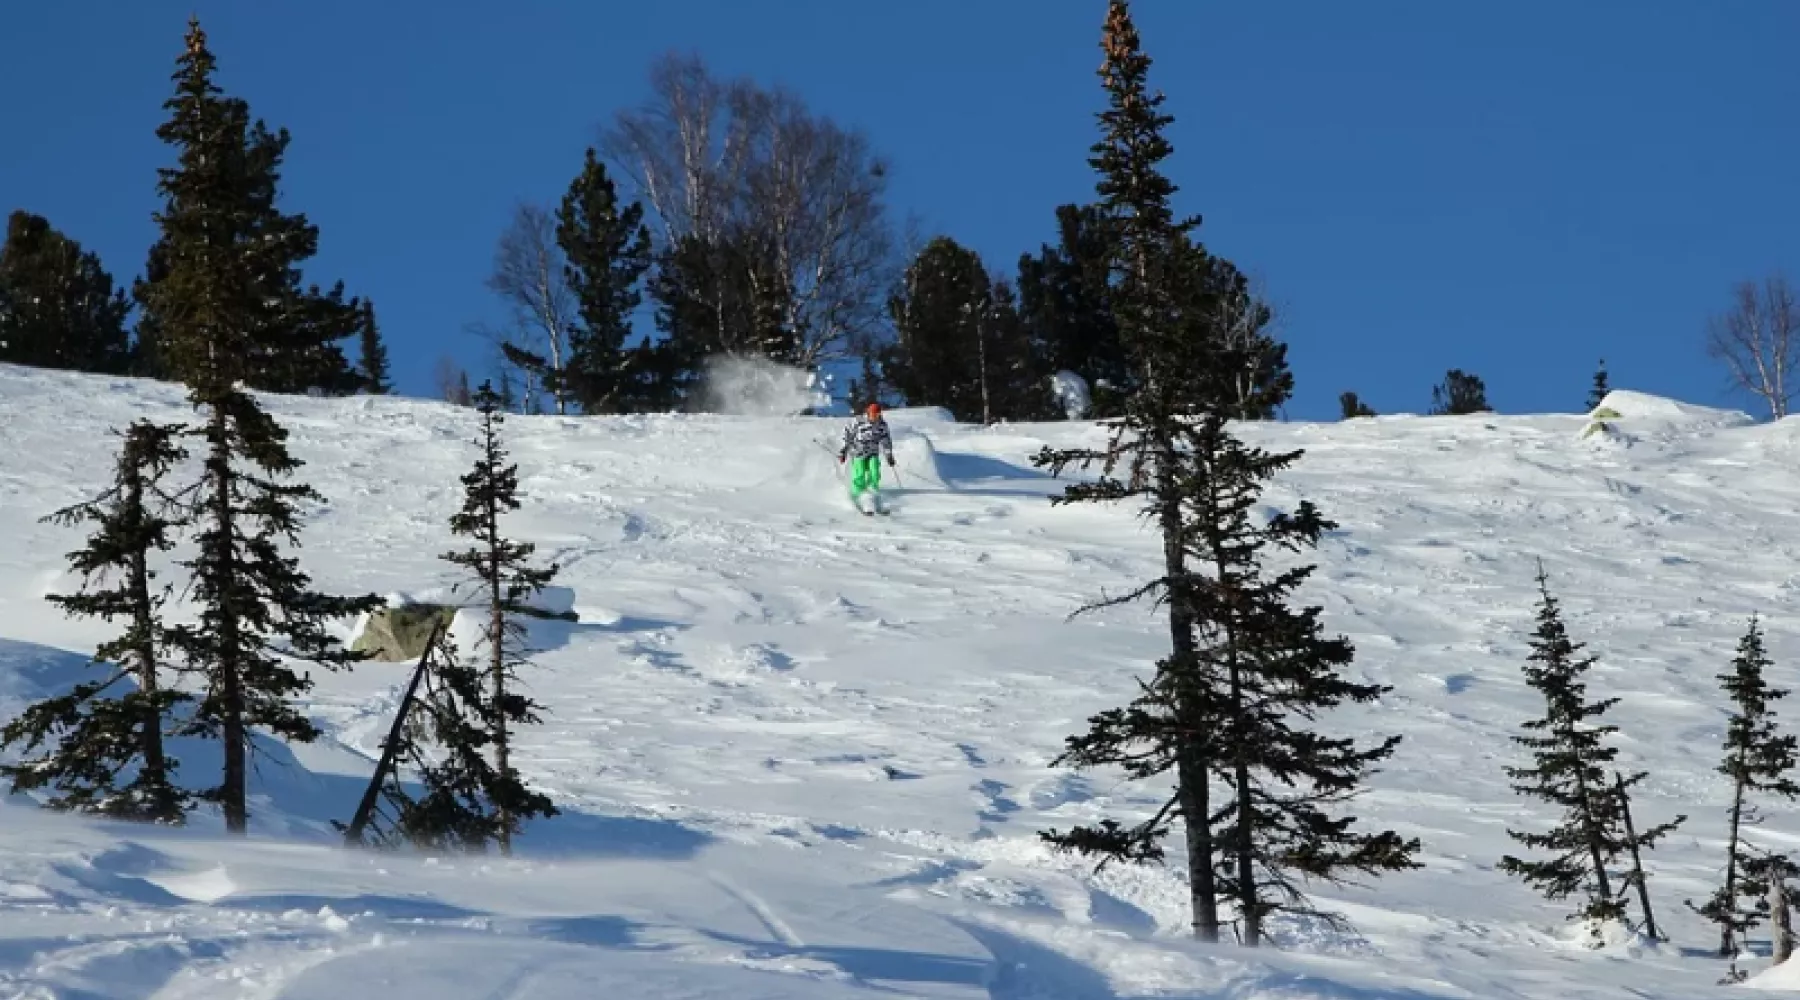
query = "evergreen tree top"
xmin=181 ymin=18 xmax=217 ymax=90
xmin=1518 ymin=562 xmax=1618 ymax=735
xmin=1090 ymin=0 xmax=1194 ymax=247
xmin=1719 ymin=615 xmax=1800 ymax=798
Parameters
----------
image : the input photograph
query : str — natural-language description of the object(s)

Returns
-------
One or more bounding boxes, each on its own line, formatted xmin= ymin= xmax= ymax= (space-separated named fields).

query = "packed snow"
xmin=2 ymin=363 xmax=1799 ymax=998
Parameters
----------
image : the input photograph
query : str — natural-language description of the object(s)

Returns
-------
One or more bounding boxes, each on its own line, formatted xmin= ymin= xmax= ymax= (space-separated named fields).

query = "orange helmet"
xmin=866 ymin=402 xmax=882 ymax=418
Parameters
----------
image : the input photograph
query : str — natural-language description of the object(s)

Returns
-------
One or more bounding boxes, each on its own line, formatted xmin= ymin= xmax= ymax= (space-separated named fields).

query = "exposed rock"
xmin=352 ymin=604 xmax=457 ymax=662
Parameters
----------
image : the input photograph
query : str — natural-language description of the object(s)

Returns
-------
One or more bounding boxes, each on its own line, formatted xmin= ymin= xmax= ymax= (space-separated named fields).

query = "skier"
xmin=838 ymin=402 xmax=896 ymax=513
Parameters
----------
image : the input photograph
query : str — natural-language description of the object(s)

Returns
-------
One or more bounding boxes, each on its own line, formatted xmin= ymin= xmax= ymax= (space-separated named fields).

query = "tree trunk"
xmin=1177 ymin=742 xmax=1218 ymax=941
xmin=1721 ymin=769 xmax=1748 ymax=956
xmin=1774 ymin=876 xmax=1794 ymax=964
xmin=343 ymin=624 xmax=442 ymax=846
xmin=208 ymin=412 xmax=248 ymax=835
xmin=123 ymin=469 xmax=169 ymax=796
xmin=1227 ymin=652 xmax=1259 ymax=947
xmin=1613 ymin=773 xmax=1660 ymax=941
xmin=976 ymin=304 xmax=992 ymax=426
xmin=1156 ymin=429 xmax=1213 ymax=940
xmin=1568 ymin=733 xmax=1612 ymax=912
xmin=486 ymin=485 xmax=512 ymax=856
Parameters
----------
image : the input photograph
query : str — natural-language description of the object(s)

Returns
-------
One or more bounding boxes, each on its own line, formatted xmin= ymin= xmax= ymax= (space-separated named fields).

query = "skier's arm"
xmin=880 ymin=423 xmax=895 ymax=464
xmin=838 ymin=422 xmax=852 ymax=460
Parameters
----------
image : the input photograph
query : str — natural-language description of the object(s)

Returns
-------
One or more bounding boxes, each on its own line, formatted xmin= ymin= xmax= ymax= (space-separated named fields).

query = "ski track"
xmin=0 ymin=368 xmax=1794 ymax=997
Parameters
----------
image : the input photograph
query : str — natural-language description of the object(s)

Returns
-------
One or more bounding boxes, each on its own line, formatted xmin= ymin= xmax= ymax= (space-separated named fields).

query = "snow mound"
xmin=890 ymin=430 xmax=949 ymax=491
xmin=1745 ymin=956 xmax=1800 ymax=990
xmin=880 ymin=405 xmax=956 ymax=427
xmin=1591 ymin=390 xmax=1753 ymax=429
xmin=1579 ymin=389 xmax=1754 ymax=448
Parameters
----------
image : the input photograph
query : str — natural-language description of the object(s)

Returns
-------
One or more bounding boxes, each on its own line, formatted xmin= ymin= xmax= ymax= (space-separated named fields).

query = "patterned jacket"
xmin=840 ymin=415 xmax=894 ymax=460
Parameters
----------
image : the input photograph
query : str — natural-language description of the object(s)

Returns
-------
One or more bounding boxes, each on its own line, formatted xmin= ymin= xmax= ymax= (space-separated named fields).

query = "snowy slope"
xmin=3 ymin=363 xmax=1800 ymax=998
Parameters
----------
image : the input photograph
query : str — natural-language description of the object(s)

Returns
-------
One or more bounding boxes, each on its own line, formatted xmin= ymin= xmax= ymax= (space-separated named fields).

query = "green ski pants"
xmin=849 ymin=455 xmax=883 ymax=495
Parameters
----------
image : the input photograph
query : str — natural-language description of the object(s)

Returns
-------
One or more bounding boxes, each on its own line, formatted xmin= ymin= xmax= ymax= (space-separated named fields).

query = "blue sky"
xmin=4 ymin=1 xmax=1797 ymax=421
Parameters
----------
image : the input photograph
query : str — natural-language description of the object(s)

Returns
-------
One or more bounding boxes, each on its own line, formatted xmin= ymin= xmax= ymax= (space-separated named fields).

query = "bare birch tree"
xmin=487 ymin=204 xmax=575 ymax=414
xmin=599 ymin=54 xmax=744 ymax=248
xmin=601 ymin=52 xmax=896 ymax=368
xmin=1707 ymin=275 xmax=1800 ymax=420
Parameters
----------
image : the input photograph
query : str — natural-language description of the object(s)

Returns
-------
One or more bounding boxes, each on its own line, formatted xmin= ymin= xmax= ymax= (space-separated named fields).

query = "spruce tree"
xmin=1016 ymin=203 xmax=1126 ymax=415
xmin=1339 ymin=392 xmax=1376 ymax=419
xmin=1180 ymin=247 xmax=1289 ymax=420
xmin=1035 ymin=0 xmax=1416 ymax=946
xmin=1190 ymin=414 xmax=1417 ymax=945
xmin=397 ymin=634 xmax=516 ymax=850
xmin=886 ymin=237 xmax=993 ymax=421
xmin=133 ymin=18 xmax=363 ymax=396
xmin=0 ymin=211 xmax=133 ymax=375
xmin=1429 ymin=369 xmax=1490 ymax=415
xmin=846 ymin=332 xmax=893 ymax=410
xmin=441 ymin=382 xmax=558 ymax=855
xmin=1500 ymin=564 xmax=1684 ymax=935
xmin=340 ymin=625 xmax=503 ymax=851
xmin=555 ymin=148 xmax=655 ymax=413
xmin=888 ymin=238 xmax=1055 ymax=423
xmin=986 ymin=281 xmax=1058 ymax=420
xmin=1033 ymin=0 xmax=1216 ymax=939
xmin=1587 ymin=359 xmax=1610 ymax=411
xmin=652 ymin=233 xmax=794 ymax=389
xmin=0 ymin=421 xmax=189 ymax=822
xmin=131 ymin=246 xmax=174 ymax=380
xmin=1692 ymin=616 xmax=1800 ymax=966
xmin=497 ymin=365 xmax=519 ymax=413
xmin=357 ymin=301 xmax=392 ymax=394
xmin=141 ymin=19 xmax=383 ymax=834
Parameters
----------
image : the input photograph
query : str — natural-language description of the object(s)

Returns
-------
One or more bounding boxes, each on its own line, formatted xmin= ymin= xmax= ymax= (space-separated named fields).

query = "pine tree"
xmin=886 ymin=237 xmax=992 ymax=421
xmin=1181 ymin=248 xmax=1289 ymax=420
xmin=1034 ymin=1 xmax=1414 ymax=946
xmin=887 ymin=238 xmax=1055 ymax=423
xmin=1033 ymin=0 xmax=1215 ymax=939
xmin=133 ymin=18 xmax=363 ymax=396
xmin=555 ymin=149 xmax=655 ymax=413
xmin=652 ymin=233 xmax=793 ymax=391
xmin=1587 ymin=359 xmax=1610 ymax=411
xmin=1429 ymin=369 xmax=1490 ymax=415
xmin=1692 ymin=616 xmax=1800 ymax=965
xmin=846 ymin=332 xmax=893 ymax=410
xmin=441 ymin=382 xmax=559 ymax=854
xmin=131 ymin=245 xmax=174 ymax=380
xmin=1339 ymin=392 xmax=1376 ymax=419
xmin=986 ymin=280 xmax=1059 ymax=420
xmin=1196 ymin=422 xmax=1418 ymax=945
xmin=339 ymin=624 xmax=504 ymax=851
xmin=0 ymin=421 xmax=190 ymax=822
xmin=496 ymin=365 xmax=519 ymax=413
xmin=0 ymin=211 xmax=133 ymax=375
xmin=357 ymin=301 xmax=392 ymax=394
xmin=1017 ymin=204 xmax=1126 ymax=416
xmin=1500 ymin=563 xmax=1684 ymax=935
xmin=141 ymin=19 xmax=383 ymax=835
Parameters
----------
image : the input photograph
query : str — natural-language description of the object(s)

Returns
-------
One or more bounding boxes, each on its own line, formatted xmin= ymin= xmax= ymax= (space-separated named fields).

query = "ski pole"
xmin=818 ymin=439 xmax=848 ymax=484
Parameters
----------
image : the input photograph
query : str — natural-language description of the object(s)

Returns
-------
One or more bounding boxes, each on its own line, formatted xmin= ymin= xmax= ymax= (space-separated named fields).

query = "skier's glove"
xmin=837 ymin=453 xmax=846 ymax=464
xmin=886 ymin=456 xmax=896 ymax=467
